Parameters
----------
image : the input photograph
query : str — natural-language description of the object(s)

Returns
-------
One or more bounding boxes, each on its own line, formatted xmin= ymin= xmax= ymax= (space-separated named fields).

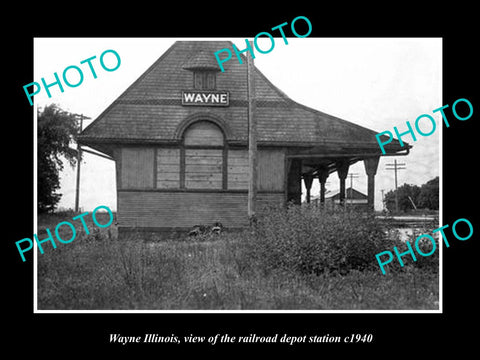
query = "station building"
xmin=79 ymin=40 xmax=409 ymax=234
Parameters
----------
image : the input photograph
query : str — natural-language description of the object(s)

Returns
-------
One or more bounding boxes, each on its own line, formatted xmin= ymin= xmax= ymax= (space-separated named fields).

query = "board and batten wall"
xmin=114 ymin=122 xmax=285 ymax=230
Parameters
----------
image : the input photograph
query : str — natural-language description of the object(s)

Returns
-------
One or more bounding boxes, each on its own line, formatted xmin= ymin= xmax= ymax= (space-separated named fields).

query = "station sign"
xmin=182 ymin=90 xmax=229 ymax=106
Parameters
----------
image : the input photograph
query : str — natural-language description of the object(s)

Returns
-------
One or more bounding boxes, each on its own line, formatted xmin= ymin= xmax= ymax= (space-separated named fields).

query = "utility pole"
xmin=381 ymin=189 xmax=385 ymax=211
xmin=73 ymin=113 xmax=91 ymax=213
xmin=347 ymin=173 xmax=359 ymax=207
xmin=247 ymin=40 xmax=257 ymax=224
xmin=385 ymin=159 xmax=406 ymax=212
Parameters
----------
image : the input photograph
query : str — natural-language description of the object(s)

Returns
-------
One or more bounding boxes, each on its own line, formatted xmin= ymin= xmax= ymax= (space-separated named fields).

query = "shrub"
xmin=393 ymin=232 xmax=440 ymax=273
xmin=244 ymin=203 xmax=402 ymax=275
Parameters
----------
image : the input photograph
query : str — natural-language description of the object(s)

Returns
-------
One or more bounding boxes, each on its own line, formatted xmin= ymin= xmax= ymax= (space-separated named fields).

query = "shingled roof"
xmin=182 ymin=49 xmax=221 ymax=71
xmin=79 ymin=40 xmax=406 ymax=156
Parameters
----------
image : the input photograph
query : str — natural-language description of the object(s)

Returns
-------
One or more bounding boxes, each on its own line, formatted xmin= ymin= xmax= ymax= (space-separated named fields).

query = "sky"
xmin=34 ymin=37 xmax=442 ymax=212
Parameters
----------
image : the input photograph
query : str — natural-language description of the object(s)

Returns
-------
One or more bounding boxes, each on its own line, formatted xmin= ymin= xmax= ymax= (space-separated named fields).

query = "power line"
xmin=385 ymin=159 xmax=406 ymax=212
xmin=381 ymin=189 xmax=385 ymax=211
xmin=346 ymin=172 xmax=359 ymax=206
xmin=73 ymin=113 xmax=91 ymax=213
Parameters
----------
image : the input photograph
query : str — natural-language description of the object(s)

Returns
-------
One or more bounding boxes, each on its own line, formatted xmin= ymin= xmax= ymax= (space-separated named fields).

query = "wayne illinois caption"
xmin=110 ymin=333 xmax=373 ymax=345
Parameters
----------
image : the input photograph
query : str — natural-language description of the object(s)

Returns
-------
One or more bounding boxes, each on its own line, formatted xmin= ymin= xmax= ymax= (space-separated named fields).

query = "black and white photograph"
xmin=32 ymin=37 xmax=441 ymax=312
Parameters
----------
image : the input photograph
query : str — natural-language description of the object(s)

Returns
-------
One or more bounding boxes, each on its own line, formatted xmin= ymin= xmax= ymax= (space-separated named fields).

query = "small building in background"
xmin=324 ymin=187 xmax=369 ymax=210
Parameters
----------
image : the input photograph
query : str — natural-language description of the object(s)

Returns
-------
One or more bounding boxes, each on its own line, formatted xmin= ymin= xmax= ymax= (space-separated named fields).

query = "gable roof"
xmin=79 ymin=40 xmax=407 ymax=156
xmin=326 ymin=187 xmax=368 ymax=200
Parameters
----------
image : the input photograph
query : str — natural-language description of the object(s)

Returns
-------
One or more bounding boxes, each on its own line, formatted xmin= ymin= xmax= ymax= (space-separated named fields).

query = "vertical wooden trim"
xmin=117 ymin=147 xmax=122 ymax=189
xmin=247 ymin=40 xmax=257 ymax=219
xmin=153 ymin=148 xmax=157 ymax=189
xmin=286 ymin=159 xmax=302 ymax=205
xmin=180 ymin=144 xmax=185 ymax=189
xmin=297 ymin=159 xmax=303 ymax=205
xmin=284 ymin=150 xmax=290 ymax=206
xmin=223 ymin=144 xmax=228 ymax=190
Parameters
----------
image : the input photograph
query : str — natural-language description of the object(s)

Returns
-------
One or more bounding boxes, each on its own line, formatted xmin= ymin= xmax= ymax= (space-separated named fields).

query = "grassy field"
xmin=36 ymin=209 xmax=439 ymax=311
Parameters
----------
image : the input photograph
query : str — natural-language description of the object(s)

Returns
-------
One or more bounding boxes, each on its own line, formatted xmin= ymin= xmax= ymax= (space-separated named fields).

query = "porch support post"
xmin=317 ymin=166 xmax=329 ymax=206
xmin=303 ymin=174 xmax=314 ymax=203
xmin=336 ymin=160 xmax=350 ymax=206
xmin=364 ymin=156 xmax=380 ymax=211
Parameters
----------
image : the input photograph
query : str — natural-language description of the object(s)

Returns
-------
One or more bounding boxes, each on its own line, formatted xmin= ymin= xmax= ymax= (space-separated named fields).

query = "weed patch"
xmin=37 ymin=207 xmax=439 ymax=310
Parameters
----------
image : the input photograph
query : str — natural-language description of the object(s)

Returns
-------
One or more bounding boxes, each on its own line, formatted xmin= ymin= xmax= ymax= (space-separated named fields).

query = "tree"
xmin=38 ymin=104 xmax=81 ymax=213
xmin=384 ymin=177 xmax=439 ymax=213
xmin=418 ymin=176 xmax=439 ymax=210
xmin=384 ymin=183 xmax=421 ymax=213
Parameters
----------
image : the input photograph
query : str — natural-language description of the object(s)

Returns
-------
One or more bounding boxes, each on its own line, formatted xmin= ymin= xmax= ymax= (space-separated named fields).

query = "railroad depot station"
xmin=79 ymin=41 xmax=409 ymax=234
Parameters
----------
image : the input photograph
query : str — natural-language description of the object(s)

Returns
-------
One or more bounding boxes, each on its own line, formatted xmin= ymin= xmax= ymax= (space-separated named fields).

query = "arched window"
xmin=184 ymin=120 xmax=224 ymax=146
xmin=182 ymin=121 xmax=225 ymax=189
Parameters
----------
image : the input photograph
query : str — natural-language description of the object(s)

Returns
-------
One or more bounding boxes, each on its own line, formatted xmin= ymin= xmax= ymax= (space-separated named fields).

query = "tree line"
xmin=384 ymin=177 xmax=439 ymax=213
xmin=38 ymin=104 xmax=81 ymax=213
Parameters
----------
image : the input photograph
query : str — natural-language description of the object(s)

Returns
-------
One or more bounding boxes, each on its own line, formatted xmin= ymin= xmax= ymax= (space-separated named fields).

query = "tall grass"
xmin=37 ymin=205 xmax=439 ymax=310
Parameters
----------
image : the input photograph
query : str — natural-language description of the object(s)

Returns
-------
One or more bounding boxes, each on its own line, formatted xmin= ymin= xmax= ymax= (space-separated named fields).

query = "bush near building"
xmin=240 ymin=203 xmax=435 ymax=276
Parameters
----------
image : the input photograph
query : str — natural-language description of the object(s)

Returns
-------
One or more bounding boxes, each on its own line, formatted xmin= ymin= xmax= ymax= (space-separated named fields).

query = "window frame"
xmin=180 ymin=121 xmax=227 ymax=190
xmin=193 ymin=71 xmax=216 ymax=90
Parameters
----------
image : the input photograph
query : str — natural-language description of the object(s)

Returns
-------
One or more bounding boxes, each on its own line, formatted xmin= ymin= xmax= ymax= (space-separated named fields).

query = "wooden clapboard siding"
xmin=184 ymin=120 xmax=224 ymax=146
xmin=185 ymin=149 xmax=223 ymax=189
xmin=227 ymin=149 xmax=286 ymax=191
xmin=258 ymin=149 xmax=285 ymax=191
xmin=156 ymin=148 xmax=180 ymax=188
xmin=112 ymin=148 xmax=122 ymax=188
xmin=121 ymin=147 xmax=154 ymax=188
xmin=228 ymin=149 xmax=249 ymax=189
xmin=117 ymin=191 xmax=249 ymax=228
xmin=257 ymin=192 xmax=285 ymax=212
